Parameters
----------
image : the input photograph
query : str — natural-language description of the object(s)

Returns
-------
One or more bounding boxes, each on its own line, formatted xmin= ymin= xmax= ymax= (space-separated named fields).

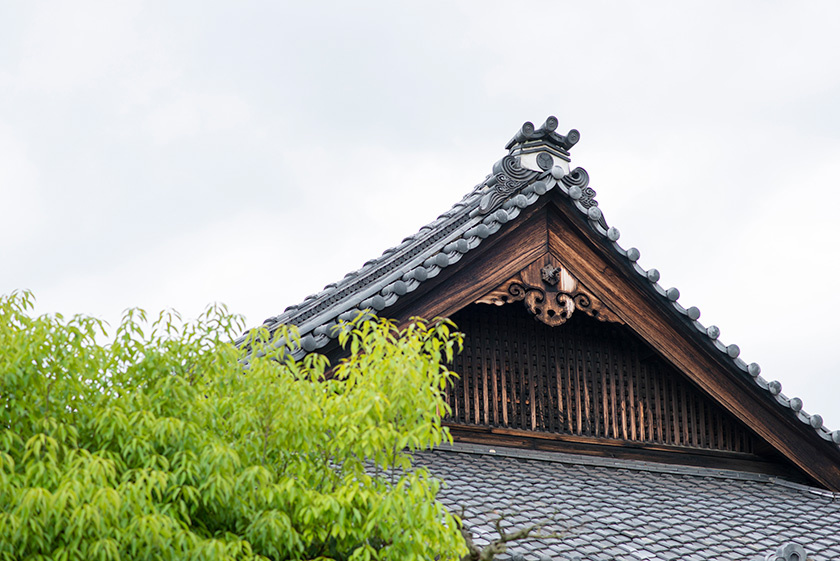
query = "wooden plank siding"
xmin=447 ymin=303 xmax=757 ymax=454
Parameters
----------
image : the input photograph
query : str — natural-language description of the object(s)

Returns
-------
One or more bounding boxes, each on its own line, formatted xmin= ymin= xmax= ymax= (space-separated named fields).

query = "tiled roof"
xmin=419 ymin=444 xmax=840 ymax=561
xmin=247 ymin=116 xmax=840 ymax=452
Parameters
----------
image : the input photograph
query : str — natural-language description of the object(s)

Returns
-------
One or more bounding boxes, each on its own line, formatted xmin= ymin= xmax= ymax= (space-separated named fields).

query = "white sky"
xmin=2 ymin=1 xmax=839 ymax=430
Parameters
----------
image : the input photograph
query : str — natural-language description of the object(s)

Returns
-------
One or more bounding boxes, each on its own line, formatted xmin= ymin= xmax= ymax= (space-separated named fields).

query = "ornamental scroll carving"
xmin=475 ymin=259 xmax=623 ymax=327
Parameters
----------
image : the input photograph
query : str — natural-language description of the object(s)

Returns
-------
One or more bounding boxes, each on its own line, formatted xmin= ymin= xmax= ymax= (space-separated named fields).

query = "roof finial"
xmin=505 ymin=115 xmax=579 ymax=176
xmin=506 ymin=115 xmax=579 ymax=152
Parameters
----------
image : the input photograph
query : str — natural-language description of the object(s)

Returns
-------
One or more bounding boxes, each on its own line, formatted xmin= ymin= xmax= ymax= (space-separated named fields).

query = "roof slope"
xmin=249 ymin=116 xmax=840 ymax=470
xmin=420 ymin=444 xmax=840 ymax=561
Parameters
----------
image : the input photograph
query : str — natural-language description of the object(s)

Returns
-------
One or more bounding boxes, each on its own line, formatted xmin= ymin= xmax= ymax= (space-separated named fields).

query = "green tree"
xmin=0 ymin=291 xmax=467 ymax=561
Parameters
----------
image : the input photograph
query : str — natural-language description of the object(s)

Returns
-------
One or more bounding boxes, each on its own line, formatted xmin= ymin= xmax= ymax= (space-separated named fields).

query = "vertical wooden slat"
xmin=688 ymin=394 xmax=698 ymax=447
xmin=634 ymin=351 xmax=644 ymax=441
xmin=500 ymin=323 xmax=508 ymax=427
xmin=517 ymin=315 xmax=528 ymax=430
xmin=505 ymin=311 xmax=516 ymax=427
xmin=679 ymin=380 xmax=689 ymax=446
xmin=473 ymin=314 xmax=481 ymax=425
xmin=521 ymin=319 xmax=537 ymax=430
xmin=535 ymin=318 xmax=549 ymax=432
xmin=669 ymin=375 xmax=679 ymax=446
xmin=479 ymin=314 xmax=487 ymax=425
xmin=553 ymin=330 xmax=565 ymax=434
xmin=653 ymin=365 xmax=664 ymax=443
xmin=628 ymin=346 xmax=638 ymax=441
xmin=606 ymin=335 xmax=618 ymax=439
xmin=592 ymin=331 xmax=602 ymax=438
xmin=601 ymin=336 xmax=610 ymax=439
xmin=698 ymin=398 xmax=707 ymax=448
xmin=545 ymin=322 xmax=556 ymax=434
xmin=582 ymin=348 xmax=592 ymax=435
xmin=721 ymin=418 xmax=729 ymax=451
xmin=490 ymin=324 xmax=499 ymax=426
xmin=463 ymin=328 xmax=471 ymax=424
xmin=566 ymin=324 xmax=575 ymax=434
xmin=618 ymin=346 xmax=628 ymax=440
xmin=572 ymin=326 xmax=583 ymax=435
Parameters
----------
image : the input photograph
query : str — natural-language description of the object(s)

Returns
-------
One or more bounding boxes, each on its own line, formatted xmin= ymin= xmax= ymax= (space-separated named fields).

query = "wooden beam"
xmin=447 ymin=424 xmax=806 ymax=480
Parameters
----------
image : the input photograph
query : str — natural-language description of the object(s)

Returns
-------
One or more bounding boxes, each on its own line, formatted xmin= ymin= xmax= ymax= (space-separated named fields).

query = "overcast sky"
xmin=2 ymin=1 xmax=839 ymax=429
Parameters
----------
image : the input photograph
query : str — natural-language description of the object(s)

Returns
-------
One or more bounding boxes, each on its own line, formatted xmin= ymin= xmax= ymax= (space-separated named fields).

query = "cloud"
xmin=4 ymin=0 xmax=840 ymax=429
xmin=141 ymin=91 xmax=253 ymax=144
xmin=15 ymin=1 xmax=145 ymax=95
xmin=0 ymin=124 xmax=45 ymax=249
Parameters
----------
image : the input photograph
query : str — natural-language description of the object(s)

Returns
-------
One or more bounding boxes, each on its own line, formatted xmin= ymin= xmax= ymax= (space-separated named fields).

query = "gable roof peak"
xmin=503 ymin=116 xmax=580 ymax=183
xmin=246 ymin=117 xmax=840 ymax=471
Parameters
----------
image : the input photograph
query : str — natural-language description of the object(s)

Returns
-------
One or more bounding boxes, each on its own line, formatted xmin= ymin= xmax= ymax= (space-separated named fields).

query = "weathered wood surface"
xmin=447 ymin=303 xmax=757 ymax=454
xmin=445 ymin=424 xmax=806 ymax=481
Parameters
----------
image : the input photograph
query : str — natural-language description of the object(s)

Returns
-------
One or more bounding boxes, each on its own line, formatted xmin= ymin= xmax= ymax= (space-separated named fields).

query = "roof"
xmin=249 ymin=115 xmax=840 ymax=451
xmin=419 ymin=443 xmax=840 ymax=561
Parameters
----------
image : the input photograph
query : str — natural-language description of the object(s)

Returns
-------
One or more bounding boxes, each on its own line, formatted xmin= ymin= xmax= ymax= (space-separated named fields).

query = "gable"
xmin=381 ymin=197 xmax=840 ymax=489
xmin=252 ymin=117 xmax=840 ymax=492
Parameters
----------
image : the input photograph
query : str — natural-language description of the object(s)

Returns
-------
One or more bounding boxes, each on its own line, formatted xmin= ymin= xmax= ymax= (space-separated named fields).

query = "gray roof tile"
xmin=419 ymin=445 xmax=840 ymax=561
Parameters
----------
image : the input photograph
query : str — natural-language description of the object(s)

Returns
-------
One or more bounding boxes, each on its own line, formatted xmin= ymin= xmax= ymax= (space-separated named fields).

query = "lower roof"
xmin=417 ymin=443 xmax=840 ymax=561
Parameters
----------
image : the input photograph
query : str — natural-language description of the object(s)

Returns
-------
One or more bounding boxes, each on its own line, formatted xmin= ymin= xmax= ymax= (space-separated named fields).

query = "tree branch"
xmin=458 ymin=514 xmax=567 ymax=561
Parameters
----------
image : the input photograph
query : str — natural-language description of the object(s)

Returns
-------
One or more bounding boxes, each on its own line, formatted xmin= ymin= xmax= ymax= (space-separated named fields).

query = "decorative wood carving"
xmin=475 ymin=257 xmax=623 ymax=326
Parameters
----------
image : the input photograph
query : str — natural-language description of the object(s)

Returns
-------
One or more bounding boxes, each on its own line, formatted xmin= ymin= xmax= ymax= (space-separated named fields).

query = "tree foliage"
xmin=0 ymin=291 xmax=467 ymax=561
